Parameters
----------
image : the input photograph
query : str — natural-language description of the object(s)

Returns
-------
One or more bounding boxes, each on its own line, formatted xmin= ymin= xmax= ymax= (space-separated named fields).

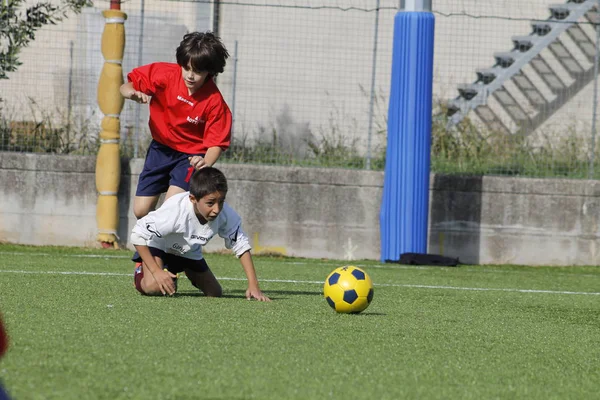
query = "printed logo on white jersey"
xmin=177 ymin=95 xmax=194 ymax=107
xmin=191 ymin=234 xmax=208 ymax=244
xmin=229 ymin=226 xmax=240 ymax=243
xmin=145 ymin=222 xmax=162 ymax=238
xmin=171 ymin=243 xmax=190 ymax=254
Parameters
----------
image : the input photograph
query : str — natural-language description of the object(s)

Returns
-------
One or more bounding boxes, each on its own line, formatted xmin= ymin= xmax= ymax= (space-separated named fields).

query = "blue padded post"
xmin=380 ymin=4 xmax=435 ymax=262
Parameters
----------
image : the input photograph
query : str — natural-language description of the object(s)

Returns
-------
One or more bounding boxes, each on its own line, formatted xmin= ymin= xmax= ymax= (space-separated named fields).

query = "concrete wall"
xmin=2 ymin=152 xmax=600 ymax=266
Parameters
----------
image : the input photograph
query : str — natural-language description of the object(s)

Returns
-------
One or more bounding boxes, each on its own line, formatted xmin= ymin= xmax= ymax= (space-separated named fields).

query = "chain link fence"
xmin=2 ymin=0 xmax=600 ymax=178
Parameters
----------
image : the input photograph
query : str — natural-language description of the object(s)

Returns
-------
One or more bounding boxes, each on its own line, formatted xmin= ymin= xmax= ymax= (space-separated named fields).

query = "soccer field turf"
xmin=0 ymin=244 xmax=599 ymax=399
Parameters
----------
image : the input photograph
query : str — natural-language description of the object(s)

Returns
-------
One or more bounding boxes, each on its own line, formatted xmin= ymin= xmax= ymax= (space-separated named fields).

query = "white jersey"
xmin=130 ymin=192 xmax=251 ymax=260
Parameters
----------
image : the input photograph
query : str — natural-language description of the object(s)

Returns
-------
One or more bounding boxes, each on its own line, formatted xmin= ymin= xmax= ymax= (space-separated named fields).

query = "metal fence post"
xmin=133 ymin=0 xmax=145 ymax=158
xmin=365 ymin=0 xmax=381 ymax=170
xmin=589 ymin=0 xmax=600 ymax=179
xmin=231 ymin=40 xmax=238 ymax=142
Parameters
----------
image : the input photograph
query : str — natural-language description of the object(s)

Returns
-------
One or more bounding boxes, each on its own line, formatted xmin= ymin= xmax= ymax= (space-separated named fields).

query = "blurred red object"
xmin=0 ymin=316 xmax=7 ymax=357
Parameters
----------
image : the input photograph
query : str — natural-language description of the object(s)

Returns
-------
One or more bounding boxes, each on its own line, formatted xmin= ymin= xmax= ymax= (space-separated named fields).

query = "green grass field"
xmin=0 ymin=243 xmax=599 ymax=400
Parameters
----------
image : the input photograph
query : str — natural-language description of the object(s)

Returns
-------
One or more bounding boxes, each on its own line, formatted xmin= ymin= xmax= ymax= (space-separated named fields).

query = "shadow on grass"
xmin=174 ymin=291 xmax=241 ymax=299
xmin=173 ymin=289 xmax=324 ymax=301
xmin=229 ymin=289 xmax=322 ymax=296
xmin=355 ymin=312 xmax=387 ymax=316
xmin=326 ymin=311 xmax=387 ymax=316
xmin=227 ymin=289 xmax=324 ymax=300
xmin=174 ymin=290 xmax=302 ymax=301
xmin=172 ymin=396 xmax=249 ymax=400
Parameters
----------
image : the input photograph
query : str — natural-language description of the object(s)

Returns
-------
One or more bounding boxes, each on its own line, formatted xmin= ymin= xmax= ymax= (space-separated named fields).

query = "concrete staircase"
xmin=447 ymin=0 xmax=599 ymax=134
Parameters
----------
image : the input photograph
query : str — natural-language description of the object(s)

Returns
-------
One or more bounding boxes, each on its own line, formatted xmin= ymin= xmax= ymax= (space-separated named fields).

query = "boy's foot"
xmin=133 ymin=262 xmax=143 ymax=287
xmin=133 ymin=262 xmax=144 ymax=290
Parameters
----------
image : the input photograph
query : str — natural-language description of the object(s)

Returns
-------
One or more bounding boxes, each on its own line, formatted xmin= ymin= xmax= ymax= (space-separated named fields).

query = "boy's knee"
xmin=136 ymin=275 xmax=171 ymax=296
xmin=204 ymin=286 xmax=223 ymax=298
xmin=133 ymin=196 xmax=159 ymax=219
xmin=136 ymin=281 xmax=161 ymax=296
xmin=139 ymin=285 xmax=175 ymax=296
xmin=139 ymin=288 xmax=162 ymax=296
xmin=133 ymin=205 xmax=149 ymax=219
xmin=192 ymin=280 xmax=222 ymax=297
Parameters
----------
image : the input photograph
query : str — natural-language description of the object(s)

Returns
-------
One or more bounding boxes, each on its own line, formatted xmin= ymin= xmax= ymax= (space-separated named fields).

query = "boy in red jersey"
xmin=120 ymin=31 xmax=232 ymax=219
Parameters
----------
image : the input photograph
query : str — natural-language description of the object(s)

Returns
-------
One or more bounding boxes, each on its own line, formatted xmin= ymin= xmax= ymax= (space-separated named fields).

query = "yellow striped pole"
xmin=96 ymin=8 xmax=127 ymax=248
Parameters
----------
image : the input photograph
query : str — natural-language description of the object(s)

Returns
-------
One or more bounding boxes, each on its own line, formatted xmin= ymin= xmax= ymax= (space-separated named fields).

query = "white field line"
xmin=2 ymin=251 xmax=598 ymax=275
xmin=0 ymin=252 xmax=131 ymax=259
xmin=3 ymin=251 xmax=600 ymax=281
xmin=0 ymin=252 xmax=430 ymax=269
xmin=0 ymin=269 xmax=599 ymax=296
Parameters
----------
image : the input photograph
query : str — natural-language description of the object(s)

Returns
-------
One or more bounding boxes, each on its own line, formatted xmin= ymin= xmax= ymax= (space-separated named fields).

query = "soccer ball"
xmin=323 ymin=266 xmax=374 ymax=313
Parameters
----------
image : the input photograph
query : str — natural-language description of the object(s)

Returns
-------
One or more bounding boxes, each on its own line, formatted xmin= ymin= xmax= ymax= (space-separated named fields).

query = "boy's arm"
xmin=120 ymin=82 xmax=150 ymax=104
xmin=239 ymin=251 xmax=271 ymax=302
xmin=217 ymin=207 xmax=268 ymax=301
xmin=188 ymin=146 xmax=223 ymax=170
xmin=190 ymin=98 xmax=230 ymax=170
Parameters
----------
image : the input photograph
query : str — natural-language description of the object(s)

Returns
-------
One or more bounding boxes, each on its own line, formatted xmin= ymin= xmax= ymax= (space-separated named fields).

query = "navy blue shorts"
xmin=132 ymin=248 xmax=210 ymax=274
xmin=136 ymin=140 xmax=204 ymax=196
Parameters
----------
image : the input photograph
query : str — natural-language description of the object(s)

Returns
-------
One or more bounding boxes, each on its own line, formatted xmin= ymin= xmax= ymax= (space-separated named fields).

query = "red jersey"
xmin=128 ymin=62 xmax=232 ymax=154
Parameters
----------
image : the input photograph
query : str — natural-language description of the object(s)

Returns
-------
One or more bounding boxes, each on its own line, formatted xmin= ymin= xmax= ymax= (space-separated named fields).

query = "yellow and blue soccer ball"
xmin=323 ymin=266 xmax=374 ymax=313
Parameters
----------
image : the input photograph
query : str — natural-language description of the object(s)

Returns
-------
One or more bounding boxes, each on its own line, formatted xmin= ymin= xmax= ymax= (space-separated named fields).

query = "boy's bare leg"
xmin=133 ymin=195 xmax=161 ymax=219
xmin=139 ymin=256 xmax=168 ymax=295
xmin=164 ymin=185 xmax=186 ymax=200
xmin=133 ymin=186 xmax=185 ymax=218
xmin=185 ymin=269 xmax=223 ymax=297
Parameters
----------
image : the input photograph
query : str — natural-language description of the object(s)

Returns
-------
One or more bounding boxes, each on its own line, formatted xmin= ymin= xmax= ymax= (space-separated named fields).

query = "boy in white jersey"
xmin=130 ymin=167 xmax=270 ymax=301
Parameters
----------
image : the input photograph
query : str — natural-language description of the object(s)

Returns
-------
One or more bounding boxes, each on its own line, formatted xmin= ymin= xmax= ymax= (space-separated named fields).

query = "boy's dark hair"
xmin=189 ymin=167 xmax=228 ymax=199
xmin=176 ymin=32 xmax=229 ymax=77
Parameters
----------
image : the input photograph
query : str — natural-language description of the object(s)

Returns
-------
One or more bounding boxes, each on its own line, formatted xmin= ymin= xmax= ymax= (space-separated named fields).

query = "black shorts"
xmin=132 ymin=247 xmax=209 ymax=274
xmin=136 ymin=140 xmax=204 ymax=196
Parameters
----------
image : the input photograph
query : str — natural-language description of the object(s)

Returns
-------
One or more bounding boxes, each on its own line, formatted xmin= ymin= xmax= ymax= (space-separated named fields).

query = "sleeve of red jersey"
xmin=127 ymin=63 xmax=170 ymax=96
xmin=203 ymin=99 xmax=232 ymax=150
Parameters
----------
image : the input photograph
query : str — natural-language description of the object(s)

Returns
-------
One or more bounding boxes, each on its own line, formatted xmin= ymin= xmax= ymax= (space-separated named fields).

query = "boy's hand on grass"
xmin=188 ymin=156 xmax=207 ymax=170
xmin=153 ymin=269 xmax=177 ymax=296
xmin=246 ymin=288 xmax=271 ymax=302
